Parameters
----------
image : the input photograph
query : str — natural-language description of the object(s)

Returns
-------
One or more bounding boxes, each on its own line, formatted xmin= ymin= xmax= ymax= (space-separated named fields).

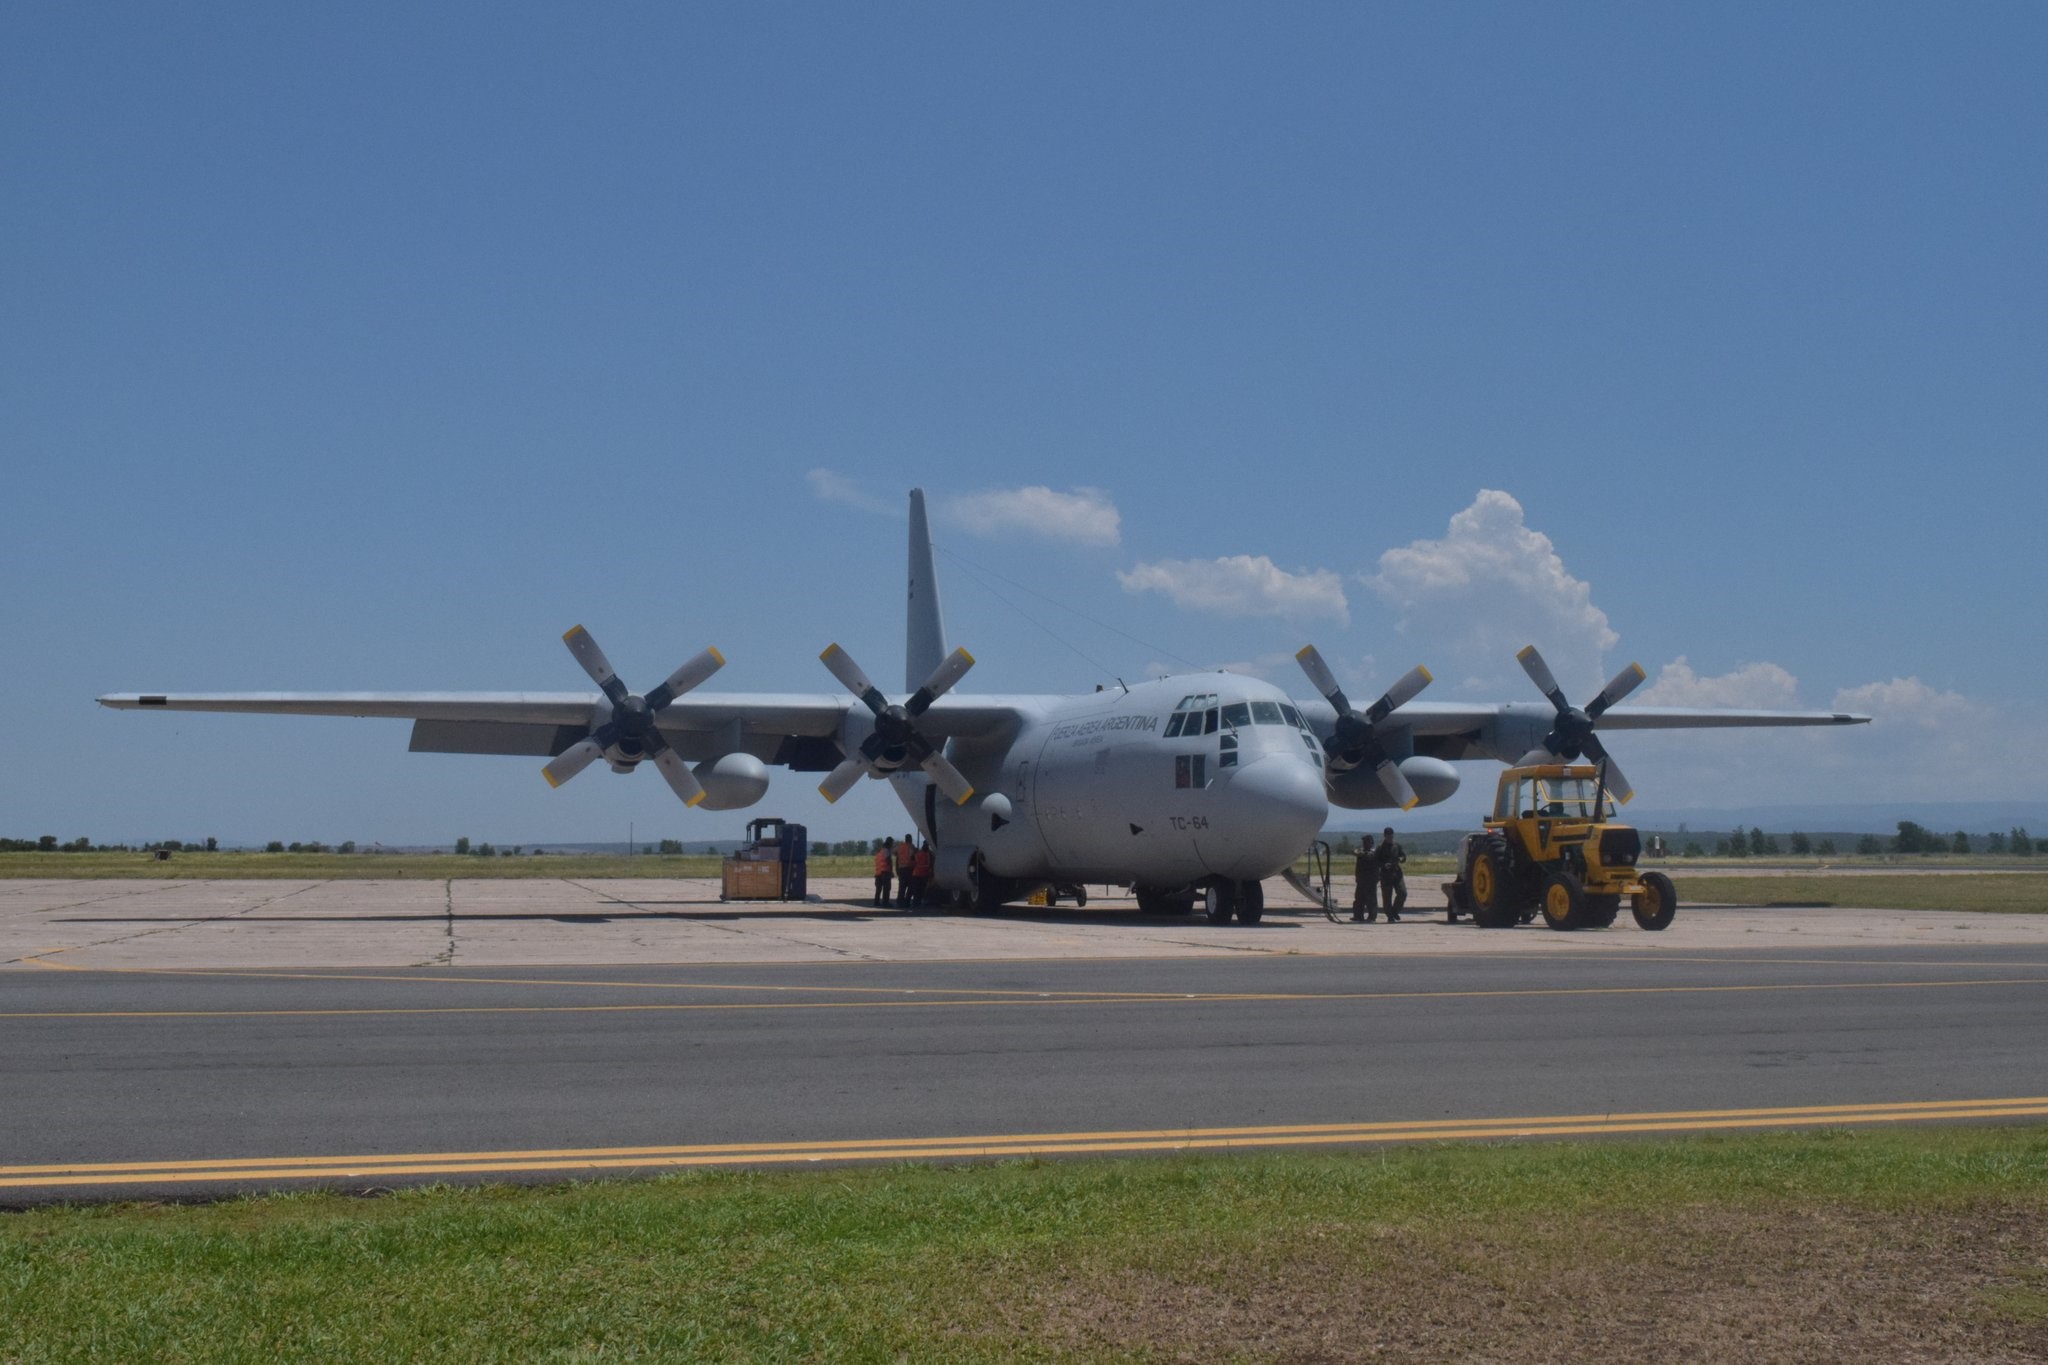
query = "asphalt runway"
xmin=8 ymin=904 xmax=2048 ymax=1202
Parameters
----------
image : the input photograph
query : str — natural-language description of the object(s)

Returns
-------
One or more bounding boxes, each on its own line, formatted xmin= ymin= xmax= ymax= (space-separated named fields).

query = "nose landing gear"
xmin=1203 ymin=878 xmax=1266 ymax=924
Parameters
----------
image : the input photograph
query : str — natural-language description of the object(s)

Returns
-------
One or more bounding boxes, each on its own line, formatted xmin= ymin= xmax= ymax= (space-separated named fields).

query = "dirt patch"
xmin=1014 ymin=1203 xmax=2048 ymax=1362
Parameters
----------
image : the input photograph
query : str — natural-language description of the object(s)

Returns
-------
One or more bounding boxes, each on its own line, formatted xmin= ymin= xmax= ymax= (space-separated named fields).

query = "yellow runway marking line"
xmin=7 ymin=975 xmax=2047 ymax=1020
xmin=7 ymin=1097 xmax=2046 ymax=1190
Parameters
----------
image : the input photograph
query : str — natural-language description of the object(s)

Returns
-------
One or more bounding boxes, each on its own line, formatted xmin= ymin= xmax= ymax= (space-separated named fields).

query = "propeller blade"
xmin=1372 ymin=758 xmax=1420 ymax=811
xmin=1365 ymin=664 xmax=1434 ymax=723
xmin=906 ymin=647 xmax=975 ymax=715
xmin=819 ymin=644 xmax=889 ymax=714
xmin=1586 ymin=661 xmax=1647 ymax=719
xmin=1516 ymin=645 xmax=1570 ymax=713
xmin=919 ymin=750 xmax=976 ymax=806
xmin=541 ymin=737 xmax=605 ymax=789
xmin=563 ymin=626 xmax=630 ymax=706
xmin=644 ymin=646 xmax=726 ymax=712
xmin=1294 ymin=645 xmax=1352 ymax=715
xmin=817 ymin=755 xmax=869 ymax=803
xmin=650 ymin=746 xmax=708 ymax=807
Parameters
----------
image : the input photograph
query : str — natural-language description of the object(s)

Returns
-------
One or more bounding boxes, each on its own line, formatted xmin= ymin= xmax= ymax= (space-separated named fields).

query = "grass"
xmin=5 ymin=1129 xmax=2048 ymax=1361
xmin=1676 ymin=872 xmax=2048 ymax=914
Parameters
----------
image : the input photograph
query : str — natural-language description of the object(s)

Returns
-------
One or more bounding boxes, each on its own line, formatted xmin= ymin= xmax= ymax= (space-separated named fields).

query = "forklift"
xmin=720 ymin=817 xmax=808 ymax=901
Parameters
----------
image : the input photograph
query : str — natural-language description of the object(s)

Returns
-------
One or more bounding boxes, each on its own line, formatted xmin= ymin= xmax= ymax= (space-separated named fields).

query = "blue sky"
xmin=5 ymin=3 xmax=2043 ymax=846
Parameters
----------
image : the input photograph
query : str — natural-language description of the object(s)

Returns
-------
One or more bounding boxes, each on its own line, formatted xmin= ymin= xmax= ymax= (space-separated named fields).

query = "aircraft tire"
xmin=969 ymin=856 xmax=1006 ymax=915
xmin=1468 ymin=841 xmax=1517 ymax=928
xmin=1632 ymin=872 xmax=1677 ymax=931
xmin=1539 ymin=870 xmax=1588 ymax=931
xmin=1235 ymin=880 xmax=1265 ymax=924
xmin=1584 ymin=893 xmax=1621 ymax=929
xmin=1204 ymin=880 xmax=1237 ymax=924
xmin=1136 ymin=887 xmax=1176 ymax=915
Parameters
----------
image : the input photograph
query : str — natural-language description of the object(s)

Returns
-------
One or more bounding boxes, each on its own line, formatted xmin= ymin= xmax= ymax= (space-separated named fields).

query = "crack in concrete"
xmin=4 ymin=881 xmax=323 ymax=966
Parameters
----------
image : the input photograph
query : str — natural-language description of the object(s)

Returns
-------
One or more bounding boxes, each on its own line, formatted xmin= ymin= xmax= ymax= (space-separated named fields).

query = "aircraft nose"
xmin=1218 ymin=754 xmax=1330 ymax=877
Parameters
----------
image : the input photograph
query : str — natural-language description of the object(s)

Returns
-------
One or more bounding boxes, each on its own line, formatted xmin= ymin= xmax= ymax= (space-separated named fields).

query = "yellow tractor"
xmin=1446 ymin=762 xmax=1676 ymax=931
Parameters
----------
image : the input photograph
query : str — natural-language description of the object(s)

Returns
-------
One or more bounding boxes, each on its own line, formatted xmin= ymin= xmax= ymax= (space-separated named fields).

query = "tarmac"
xmin=8 ymin=875 xmax=2048 ymax=971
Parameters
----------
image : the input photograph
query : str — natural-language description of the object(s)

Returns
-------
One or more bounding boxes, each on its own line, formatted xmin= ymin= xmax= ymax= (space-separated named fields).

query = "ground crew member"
xmin=910 ymin=841 xmax=935 ymax=907
xmin=895 ymin=833 xmax=916 ymax=907
xmin=1350 ymin=833 xmax=1379 ymax=922
xmin=873 ymin=838 xmax=894 ymax=907
xmin=1377 ymin=826 xmax=1407 ymax=922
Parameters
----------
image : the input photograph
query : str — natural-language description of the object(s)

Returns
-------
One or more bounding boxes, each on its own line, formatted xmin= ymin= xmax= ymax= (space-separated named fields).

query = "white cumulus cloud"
xmin=1636 ymin=657 xmax=1803 ymax=709
xmin=940 ymin=485 xmax=1121 ymax=546
xmin=805 ymin=468 xmax=897 ymax=517
xmin=1119 ymin=555 xmax=1350 ymax=623
xmin=1366 ymin=489 xmax=1617 ymax=693
xmin=1832 ymin=677 xmax=1980 ymax=730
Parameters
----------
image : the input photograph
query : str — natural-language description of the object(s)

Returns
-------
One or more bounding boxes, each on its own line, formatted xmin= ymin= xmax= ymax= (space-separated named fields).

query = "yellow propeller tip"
xmin=1417 ymin=665 xmax=1434 ymax=683
xmin=953 ymin=788 xmax=976 ymax=806
xmin=542 ymin=768 xmax=562 ymax=789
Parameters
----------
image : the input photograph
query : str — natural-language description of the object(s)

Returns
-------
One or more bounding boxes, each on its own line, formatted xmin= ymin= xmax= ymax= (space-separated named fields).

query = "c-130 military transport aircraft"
xmin=102 ymin=490 xmax=1866 ymax=922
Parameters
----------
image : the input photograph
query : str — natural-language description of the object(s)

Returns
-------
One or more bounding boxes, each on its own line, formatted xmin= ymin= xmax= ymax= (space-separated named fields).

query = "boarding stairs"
xmin=1279 ymin=840 xmax=1343 ymax=922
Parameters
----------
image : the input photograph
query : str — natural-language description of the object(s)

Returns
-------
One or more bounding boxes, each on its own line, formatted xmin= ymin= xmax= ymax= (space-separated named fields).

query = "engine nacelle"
xmin=1328 ymin=756 xmax=1461 ymax=810
xmin=690 ymin=752 xmax=770 ymax=811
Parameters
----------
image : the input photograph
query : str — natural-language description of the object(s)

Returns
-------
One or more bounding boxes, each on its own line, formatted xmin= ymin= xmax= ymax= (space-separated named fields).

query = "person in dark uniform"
xmin=1350 ymin=833 xmax=1379 ymax=922
xmin=1376 ymin=826 xmax=1407 ymax=922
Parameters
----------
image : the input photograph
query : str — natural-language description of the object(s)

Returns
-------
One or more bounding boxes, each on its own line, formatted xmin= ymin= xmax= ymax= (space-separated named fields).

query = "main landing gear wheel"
xmin=1235 ymin=880 xmax=1265 ymax=924
xmin=1540 ymin=869 xmax=1588 ymax=931
xmin=969 ymin=855 xmax=1005 ymax=915
xmin=1468 ymin=842 xmax=1517 ymax=928
xmin=1632 ymin=871 xmax=1677 ymax=931
xmin=1204 ymin=880 xmax=1238 ymax=924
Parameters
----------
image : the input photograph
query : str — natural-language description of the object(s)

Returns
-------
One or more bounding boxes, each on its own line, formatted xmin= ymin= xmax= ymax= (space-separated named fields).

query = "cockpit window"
xmin=1164 ymin=693 xmax=1226 ymax=739
xmin=1220 ymin=702 xmax=1251 ymax=730
xmin=1250 ymin=700 xmax=1284 ymax=726
xmin=1279 ymin=703 xmax=1303 ymax=727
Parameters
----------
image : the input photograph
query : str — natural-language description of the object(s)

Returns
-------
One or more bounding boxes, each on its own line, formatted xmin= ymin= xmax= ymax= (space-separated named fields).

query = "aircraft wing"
xmin=1298 ymin=698 xmax=1868 ymax=765
xmin=97 ymin=691 xmax=1026 ymax=772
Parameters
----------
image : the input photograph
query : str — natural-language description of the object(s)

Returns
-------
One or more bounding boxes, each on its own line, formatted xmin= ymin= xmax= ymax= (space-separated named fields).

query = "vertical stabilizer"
xmin=906 ymin=488 xmax=948 ymax=690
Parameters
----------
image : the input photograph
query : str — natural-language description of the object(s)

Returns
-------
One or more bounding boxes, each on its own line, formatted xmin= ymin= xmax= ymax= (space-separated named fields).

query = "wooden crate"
xmin=721 ymin=858 xmax=784 ymax=901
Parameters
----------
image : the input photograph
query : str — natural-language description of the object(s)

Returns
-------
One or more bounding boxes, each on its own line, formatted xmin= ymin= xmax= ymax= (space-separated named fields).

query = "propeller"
xmin=816 ymin=643 xmax=977 ymax=806
xmin=1295 ymin=645 xmax=1433 ymax=810
xmin=1514 ymin=644 xmax=1645 ymax=804
xmin=540 ymin=625 xmax=725 ymax=807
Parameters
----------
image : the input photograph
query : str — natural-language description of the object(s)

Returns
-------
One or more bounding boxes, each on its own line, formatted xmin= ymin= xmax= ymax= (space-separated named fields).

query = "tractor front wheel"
xmin=1540 ymin=870 xmax=1588 ymax=931
xmin=1633 ymin=871 xmax=1677 ymax=931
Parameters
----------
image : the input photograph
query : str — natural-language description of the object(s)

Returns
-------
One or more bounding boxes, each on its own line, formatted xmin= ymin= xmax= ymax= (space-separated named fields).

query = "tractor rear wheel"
xmin=1632 ymin=872 xmax=1677 ymax=931
xmin=1540 ymin=870 xmax=1588 ymax=931
xmin=1468 ymin=841 xmax=1517 ymax=928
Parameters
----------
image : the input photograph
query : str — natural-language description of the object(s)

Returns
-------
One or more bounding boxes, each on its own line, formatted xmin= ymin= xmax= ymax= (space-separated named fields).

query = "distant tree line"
xmin=1 ymin=836 xmax=220 ymax=853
